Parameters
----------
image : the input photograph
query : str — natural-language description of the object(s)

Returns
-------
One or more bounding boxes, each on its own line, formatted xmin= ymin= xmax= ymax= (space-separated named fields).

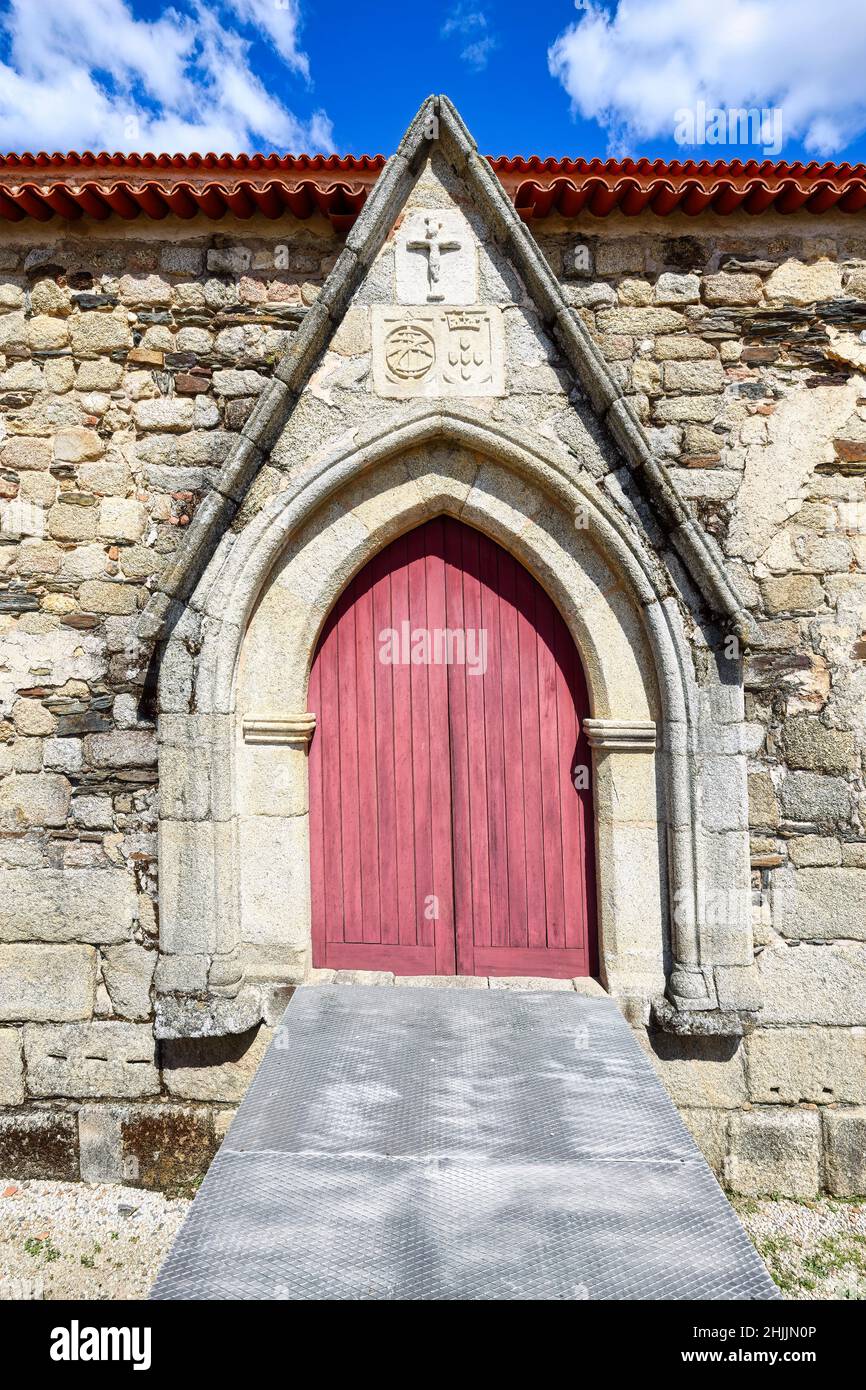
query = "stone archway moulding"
xmin=154 ymin=404 xmax=761 ymax=1041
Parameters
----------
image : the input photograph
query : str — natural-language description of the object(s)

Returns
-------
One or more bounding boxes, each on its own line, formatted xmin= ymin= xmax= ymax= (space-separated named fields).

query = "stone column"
xmin=584 ymin=718 xmax=664 ymax=1016
xmin=238 ymin=712 xmax=317 ymax=984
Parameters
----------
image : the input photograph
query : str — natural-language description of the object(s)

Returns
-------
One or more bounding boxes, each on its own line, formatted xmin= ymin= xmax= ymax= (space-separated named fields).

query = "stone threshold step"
xmin=304 ymin=969 xmax=608 ymax=995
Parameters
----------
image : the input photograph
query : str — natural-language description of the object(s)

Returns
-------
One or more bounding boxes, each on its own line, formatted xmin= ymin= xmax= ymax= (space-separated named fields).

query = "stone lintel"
xmin=242 ymin=713 xmax=317 ymax=747
xmin=584 ymin=718 xmax=657 ymax=751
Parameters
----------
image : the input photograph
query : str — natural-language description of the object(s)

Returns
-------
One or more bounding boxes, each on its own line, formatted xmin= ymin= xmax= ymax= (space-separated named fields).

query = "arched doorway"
xmin=308 ymin=516 xmax=597 ymax=978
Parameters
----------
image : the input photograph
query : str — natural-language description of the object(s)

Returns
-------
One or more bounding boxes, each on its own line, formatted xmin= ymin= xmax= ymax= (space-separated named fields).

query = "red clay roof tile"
xmin=1 ymin=151 xmax=864 ymax=225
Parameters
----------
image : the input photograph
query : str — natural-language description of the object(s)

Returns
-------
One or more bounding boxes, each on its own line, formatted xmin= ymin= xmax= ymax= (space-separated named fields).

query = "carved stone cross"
xmin=406 ymin=215 xmax=462 ymax=301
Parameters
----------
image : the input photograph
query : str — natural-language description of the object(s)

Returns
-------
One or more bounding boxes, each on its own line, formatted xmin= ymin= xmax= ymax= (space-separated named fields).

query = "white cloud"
xmin=460 ymin=36 xmax=497 ymax=70
xmin=441 ymin=6 xmax=488 ymax=38
xmin=0 ymin=0 xmax=332 ymax=155
xmin=441 ymin=4 xmax=497 ymax=70
xmin=225 ymin=0 xmax=310 ymax=78
xmin=548 ymin=0 xmax=866 ymax=157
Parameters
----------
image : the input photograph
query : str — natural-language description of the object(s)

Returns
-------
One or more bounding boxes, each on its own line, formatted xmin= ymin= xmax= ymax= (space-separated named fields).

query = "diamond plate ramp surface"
xmin=151 ymin=987 xmax=779 ymax=1301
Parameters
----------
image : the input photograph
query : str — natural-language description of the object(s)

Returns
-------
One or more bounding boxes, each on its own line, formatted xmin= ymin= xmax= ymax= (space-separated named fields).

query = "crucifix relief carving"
xmin=407 ymin=215 xmax=462 ymax=301
xmin=395 ymin=208 xmax=476 ymax=305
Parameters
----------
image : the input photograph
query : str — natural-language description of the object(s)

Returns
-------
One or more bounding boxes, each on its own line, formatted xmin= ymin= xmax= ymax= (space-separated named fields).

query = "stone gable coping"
xmin=135 ymin=94 xmax=753 ymax=657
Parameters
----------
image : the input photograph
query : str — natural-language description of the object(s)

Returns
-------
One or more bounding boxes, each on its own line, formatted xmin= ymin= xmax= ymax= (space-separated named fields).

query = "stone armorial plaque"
xmin=372 ymin=304 xmax=505 ymax=399
xmin=395 ymin=208 xmax=475 ymax=304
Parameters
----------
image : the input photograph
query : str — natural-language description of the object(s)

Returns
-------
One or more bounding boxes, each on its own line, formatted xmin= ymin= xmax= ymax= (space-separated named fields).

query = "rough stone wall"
xmin=0 ymin=209 xmax=864 ymax=1196
xmin=539 ymin=219 xmax=866 ymax=1198
xmin=0 ymin=223 xmax=331 ymax=1186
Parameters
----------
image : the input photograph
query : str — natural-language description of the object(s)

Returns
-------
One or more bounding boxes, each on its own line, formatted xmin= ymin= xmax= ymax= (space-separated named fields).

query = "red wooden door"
xmin=308 ymin=517 xmax=596 ymax=978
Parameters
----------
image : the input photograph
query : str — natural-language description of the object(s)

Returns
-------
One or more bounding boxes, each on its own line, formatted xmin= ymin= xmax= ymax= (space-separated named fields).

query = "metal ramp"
xmin=151 ymin=987 xmax=779 ymax=1301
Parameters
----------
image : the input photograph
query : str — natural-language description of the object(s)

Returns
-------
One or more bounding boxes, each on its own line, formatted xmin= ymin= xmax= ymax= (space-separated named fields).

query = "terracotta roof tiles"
xmin=1 ymin=151 xmax=864 ymax=225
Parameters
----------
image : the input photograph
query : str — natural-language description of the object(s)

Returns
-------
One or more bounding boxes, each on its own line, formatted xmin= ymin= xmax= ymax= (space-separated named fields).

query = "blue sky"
xmin=0 ymin=0 xmax=865 ymax=164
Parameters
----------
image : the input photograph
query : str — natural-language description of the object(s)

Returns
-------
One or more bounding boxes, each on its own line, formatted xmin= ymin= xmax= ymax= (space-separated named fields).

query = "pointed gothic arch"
xmin=154 ymin=405 xmax=758 ymax=1040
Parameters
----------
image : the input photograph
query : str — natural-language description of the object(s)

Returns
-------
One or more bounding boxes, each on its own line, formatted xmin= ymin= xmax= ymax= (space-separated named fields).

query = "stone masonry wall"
xmin=0 ymin=209 xmax=864 ymax=1196
xmin=540 ymin=218 xmax=866 ymax=1198
xmin=0 ymin=222 xmax=331 ymax=1188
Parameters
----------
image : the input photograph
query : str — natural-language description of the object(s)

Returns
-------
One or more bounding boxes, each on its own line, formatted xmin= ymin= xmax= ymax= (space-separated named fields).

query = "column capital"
xmin=242 ymin=712 xmax=317 ymax=747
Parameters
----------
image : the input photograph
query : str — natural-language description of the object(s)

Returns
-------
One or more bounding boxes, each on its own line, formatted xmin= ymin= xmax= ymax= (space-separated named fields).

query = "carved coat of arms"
xmin=373 ymin=305 xmax=504 ymax=399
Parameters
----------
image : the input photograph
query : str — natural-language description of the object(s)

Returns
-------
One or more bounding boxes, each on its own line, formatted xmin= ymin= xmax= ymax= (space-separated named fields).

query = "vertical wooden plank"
xmin=317 ymin=608 xmax=344 ymax=948
xmin=460 ymin=525 xmax=492 ymax=950
xmin=516 ymin=566 xmax=546 ymax=950
xmin=371 ymin=550 xmax=400 ymax=946
xmin=444 ymin=519 xmax=474 ymax=976
xmin=407 ymin=525 xmax=434 ymax=948
xmin=353 ymin=568 xmax=381 ymax=943
xmin=478 ymin=536 xmax=509 ymax=947
xmin=537 ymin=591 xmax=566 ymax=949
xmin=497 ymin=541 xmax=529 ymax=952
xmin=337 ymin=591 xmax=363 ymax=942
xmin=390 ymin=537 xmax=417 ymax=945
xmin=425 ymin=518 xmax=456 ymax=975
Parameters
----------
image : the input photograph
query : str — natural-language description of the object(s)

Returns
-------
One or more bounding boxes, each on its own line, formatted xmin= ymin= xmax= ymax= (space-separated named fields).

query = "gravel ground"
xmin=735 ymin=1196 xmax=866 ymax=1300
xmin=0 ymin=1179 xmax=189 ymax=1301
xmin=1 ymin=1178 xmax=864 ymax=1300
